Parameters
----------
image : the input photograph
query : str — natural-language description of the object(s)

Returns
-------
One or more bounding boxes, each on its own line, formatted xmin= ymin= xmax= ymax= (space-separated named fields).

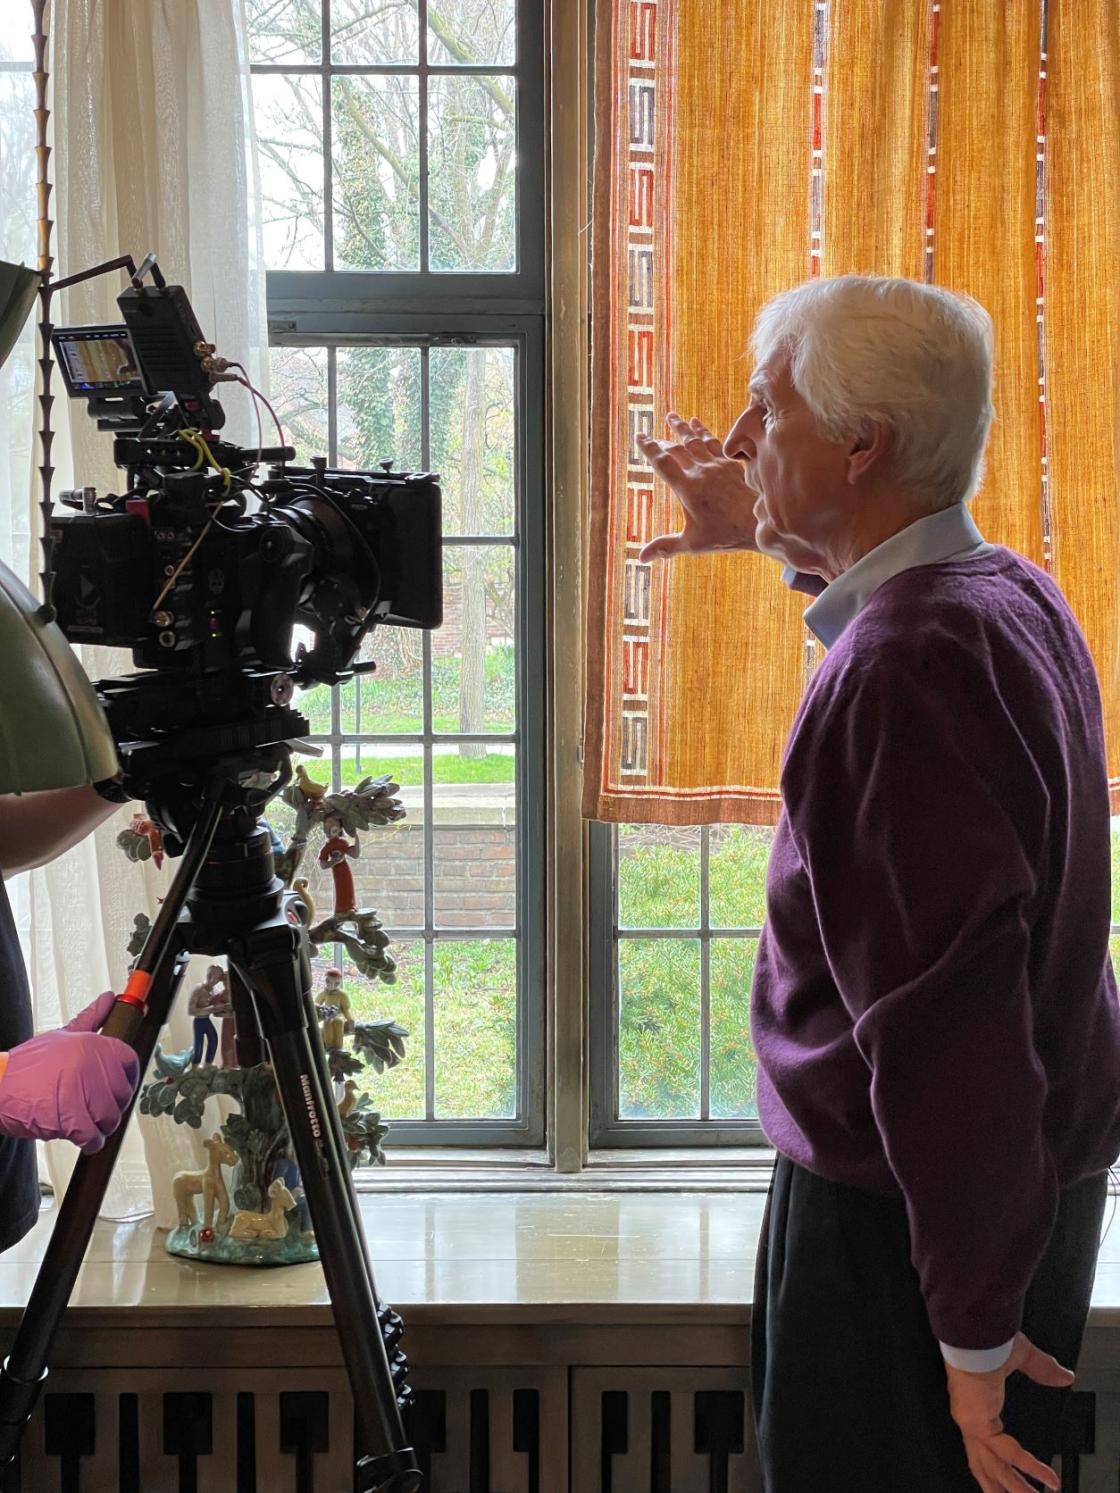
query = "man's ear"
xmin=847 ymin=419 xmax=890 ymax=483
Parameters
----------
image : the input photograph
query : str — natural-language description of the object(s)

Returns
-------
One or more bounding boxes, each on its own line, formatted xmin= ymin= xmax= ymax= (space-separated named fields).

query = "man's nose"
xmin=723 ymin=411 xmax=756 ymax=461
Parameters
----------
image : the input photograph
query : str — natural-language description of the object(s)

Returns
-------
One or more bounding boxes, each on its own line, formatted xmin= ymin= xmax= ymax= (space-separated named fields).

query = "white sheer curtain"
xmin=6 ymin=0 xmax=267 ymax=1220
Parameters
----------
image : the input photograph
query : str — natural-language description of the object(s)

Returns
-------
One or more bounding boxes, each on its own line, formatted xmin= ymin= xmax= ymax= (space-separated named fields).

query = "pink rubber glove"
xmin=0 ymin=992 xmax=140 ymax=1154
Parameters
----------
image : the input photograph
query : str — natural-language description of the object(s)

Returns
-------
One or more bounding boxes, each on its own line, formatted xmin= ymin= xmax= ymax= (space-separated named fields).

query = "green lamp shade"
xmin=0 ymin=560 xmax=119 ymax=794
xmin=0 ymin=260 xmax=41 ymax=371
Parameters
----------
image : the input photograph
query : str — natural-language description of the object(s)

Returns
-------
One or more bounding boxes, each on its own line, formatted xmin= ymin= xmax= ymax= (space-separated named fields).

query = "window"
xmin=248 ymin=0 xmax=545 ymax=1146
xmin=589 ymin=823 xmax=773 ymax=1148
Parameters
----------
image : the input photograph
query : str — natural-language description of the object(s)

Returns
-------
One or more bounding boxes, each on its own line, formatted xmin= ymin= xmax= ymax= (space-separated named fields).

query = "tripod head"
xmin=96 ymin=665 xmax=306 ymax=855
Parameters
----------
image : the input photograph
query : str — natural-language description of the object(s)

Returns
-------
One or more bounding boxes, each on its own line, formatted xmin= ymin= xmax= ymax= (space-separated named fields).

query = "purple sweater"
xmin=752 ymin=545 xmax=1120 ymax=1349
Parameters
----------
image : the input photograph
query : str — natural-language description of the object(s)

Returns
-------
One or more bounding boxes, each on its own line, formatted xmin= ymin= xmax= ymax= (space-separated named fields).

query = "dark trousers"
xmin=191 ymin=1016 xmax=217 ymax=1065
xmin=750 ymin=1153 xmax=1108 ymax=1493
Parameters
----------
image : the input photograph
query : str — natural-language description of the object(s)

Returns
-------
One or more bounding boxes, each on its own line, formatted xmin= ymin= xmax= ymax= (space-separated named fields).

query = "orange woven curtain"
xmin=583 ymin=0 xmax=1120 ymax=825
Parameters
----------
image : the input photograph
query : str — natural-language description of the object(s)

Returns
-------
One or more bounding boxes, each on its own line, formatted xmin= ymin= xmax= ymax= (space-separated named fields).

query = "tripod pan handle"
xmin=100 ymin=970 xmax=152 ymax=1045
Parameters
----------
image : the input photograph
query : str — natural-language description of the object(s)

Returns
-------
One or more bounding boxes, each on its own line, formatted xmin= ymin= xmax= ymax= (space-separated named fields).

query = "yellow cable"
xmin=177 ymin=429 xmax=232 ymax=495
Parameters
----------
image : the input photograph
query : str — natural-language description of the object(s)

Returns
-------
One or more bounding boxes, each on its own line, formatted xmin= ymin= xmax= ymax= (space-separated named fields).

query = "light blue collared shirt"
xmin=784 ymin=502 xmax=996 ymax=651
xmin=784 ymin=502 xmax=1013 ymax=1375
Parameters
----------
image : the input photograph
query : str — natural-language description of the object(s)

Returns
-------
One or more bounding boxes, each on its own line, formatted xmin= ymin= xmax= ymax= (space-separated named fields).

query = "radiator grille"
xmin=0 ymin=1363 xmax=1114 ymax=1492
xmin=569 ymin=1369 xmax=761 ymax=1493
xmin=3 ymin=1367 xmax=561 ymax=1493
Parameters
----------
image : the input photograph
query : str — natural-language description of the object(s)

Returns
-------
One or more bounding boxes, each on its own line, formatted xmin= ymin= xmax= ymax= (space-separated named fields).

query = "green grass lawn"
xmin=335 ymin=753 xmax=515 ymax=787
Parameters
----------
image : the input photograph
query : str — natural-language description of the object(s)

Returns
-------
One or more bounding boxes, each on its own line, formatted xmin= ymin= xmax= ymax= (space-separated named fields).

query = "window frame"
xmin=256 ymin=0 xmax=547 ymax=1147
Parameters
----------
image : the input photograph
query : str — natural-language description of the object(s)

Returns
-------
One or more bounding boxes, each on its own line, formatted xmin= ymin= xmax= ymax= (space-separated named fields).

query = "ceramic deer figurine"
xmin=228 ymin=1178 xmax=296 ymax=1241
xmin=172 ymin=1133 xmax=237 ymax=1231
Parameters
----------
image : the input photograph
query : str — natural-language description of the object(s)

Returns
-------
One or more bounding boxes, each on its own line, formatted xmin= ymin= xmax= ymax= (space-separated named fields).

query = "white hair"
xmin=749 ymin=275 xmax=995 ymax=512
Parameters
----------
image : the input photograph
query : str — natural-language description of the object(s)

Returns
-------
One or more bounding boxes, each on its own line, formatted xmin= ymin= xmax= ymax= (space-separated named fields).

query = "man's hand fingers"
xmin=970 ymin=1439 xmax=1053 ymax=1493
xmin=1019 ymin=1338 xmax=1076 ymax=1389
xmin=995 ymin=1434 xmax=1060 ymax=1492
xmin=636 ymin=431 xmax=690 ymax=474
xmin=639 ymin=534 xmax=686 ymax=562
xmin=665 ymin=412 xmax=724 ymax=457
xmin=686 ymin=417 xmax=726 ymax=449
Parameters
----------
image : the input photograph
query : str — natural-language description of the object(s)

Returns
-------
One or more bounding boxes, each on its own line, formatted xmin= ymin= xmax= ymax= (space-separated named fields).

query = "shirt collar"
xmin=804 ymin=503 xmax=993 ymax=649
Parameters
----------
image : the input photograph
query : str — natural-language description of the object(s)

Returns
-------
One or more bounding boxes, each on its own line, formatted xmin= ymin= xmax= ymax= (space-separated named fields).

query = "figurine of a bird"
xmin=295 ymin=763 xmax=329 ymax=803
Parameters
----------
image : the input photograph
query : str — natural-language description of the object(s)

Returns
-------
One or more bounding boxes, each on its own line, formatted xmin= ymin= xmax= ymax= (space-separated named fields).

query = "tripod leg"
xmin=0 ymin=943 xmax=192 ymax=1465
xmin=232 ymin=920 xmax=421 ymax=1493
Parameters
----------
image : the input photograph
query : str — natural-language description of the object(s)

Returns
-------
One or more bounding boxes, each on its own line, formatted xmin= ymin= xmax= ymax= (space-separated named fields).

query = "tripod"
xmin=0 ymin=752 xmax=422 ymax=1492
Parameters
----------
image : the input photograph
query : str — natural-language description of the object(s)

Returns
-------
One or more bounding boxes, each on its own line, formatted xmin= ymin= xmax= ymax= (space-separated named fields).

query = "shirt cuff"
xmin=939 ymin=1338 xmax=1015 ymax=1373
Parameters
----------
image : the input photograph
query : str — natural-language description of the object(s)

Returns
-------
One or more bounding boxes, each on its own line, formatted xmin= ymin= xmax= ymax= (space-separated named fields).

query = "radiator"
xmin=2 ymin=1357 xmax=1115 ymax=1492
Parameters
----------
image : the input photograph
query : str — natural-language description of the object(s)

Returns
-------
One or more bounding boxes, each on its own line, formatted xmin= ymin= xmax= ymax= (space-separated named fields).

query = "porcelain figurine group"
xmin=135 ymin=767 xmax=409 ymax=1267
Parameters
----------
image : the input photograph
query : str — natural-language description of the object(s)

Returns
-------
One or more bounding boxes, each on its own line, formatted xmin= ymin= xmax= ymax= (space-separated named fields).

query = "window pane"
xmin=434 ymin=546 xmax=515 ymax=733
xmin=268 ymin=345 xmax=328 ymax=465
xmin=333 ymin=76 xmax=420 ymax=271
xmin=433 ymin=939 xmax=517 ymax=1117
xmin=709 ymin=824 xmax=773 ymax=929
xmin=427 ymin=0 xmax=516 ymax=65
xmin=299 ymin=679 xmax=333 ymax=735
xmin=617 ymin=825 xmax=700 ymax=929
xmin=336 ymin=939 xmax=425 ymax=1122
xmin=254 ymin=72 xmax=325 ymax=269
xmin=433 ymin=745 xmax=516 ymax=929
xmin=432 ymin=825 xmax=516 ymax=929
xmin=428 ymin=75 xmax=516 ymax=271
xmin=336 ymin=345 xmax=422 ymax=470
xmin=618 ymin=939 xmax=700 ymax=1118
xmin=340 ymin=629 xmax=424 ymax=735
xmin=332 ymin=0 xmax=418 ymax=62
xmin=340 ymin=742 xmax=424 ymax=790
xmin=247 ymin=0 xmax=321 ymax=63
xmin=710 ymin=940 xmax=759 ymax=1119
xmin=429 ymin=346 xmax=515 ymax=537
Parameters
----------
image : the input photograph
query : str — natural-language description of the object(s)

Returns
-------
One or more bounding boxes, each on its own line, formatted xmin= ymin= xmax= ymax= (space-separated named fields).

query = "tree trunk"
xmin=458 ymin=351 xmax=487 ymax=758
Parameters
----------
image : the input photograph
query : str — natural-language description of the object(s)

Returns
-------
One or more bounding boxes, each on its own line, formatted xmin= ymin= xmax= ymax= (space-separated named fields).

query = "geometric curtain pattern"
xmin=584 ymin=0 xmax=1120 ymax=824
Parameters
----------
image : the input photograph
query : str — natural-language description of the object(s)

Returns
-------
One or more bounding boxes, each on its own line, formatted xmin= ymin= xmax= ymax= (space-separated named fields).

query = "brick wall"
xmin=431 ymin=581 xmax=513 ymax=657
xmin=300 ymin=821 xmax=516 ymax=932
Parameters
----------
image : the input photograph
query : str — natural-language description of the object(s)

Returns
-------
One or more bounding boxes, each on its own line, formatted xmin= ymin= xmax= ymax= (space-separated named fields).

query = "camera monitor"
xmin=53 ymin=326 xmax=143 ymax=398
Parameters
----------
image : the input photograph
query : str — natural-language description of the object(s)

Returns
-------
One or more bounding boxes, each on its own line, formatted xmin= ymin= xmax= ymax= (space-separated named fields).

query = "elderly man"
xmin=637 ymin=275 xmax=1120 ymax=1493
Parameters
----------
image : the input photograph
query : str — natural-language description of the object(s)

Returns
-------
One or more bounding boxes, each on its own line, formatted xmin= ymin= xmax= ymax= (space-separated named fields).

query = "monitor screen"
xmin=52 ymin=326 xmax=143 ymax=397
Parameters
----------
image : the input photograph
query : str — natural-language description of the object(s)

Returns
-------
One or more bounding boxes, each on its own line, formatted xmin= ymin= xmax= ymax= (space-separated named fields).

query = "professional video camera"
xmin=46 ymin=255 xmax=441 ymax=820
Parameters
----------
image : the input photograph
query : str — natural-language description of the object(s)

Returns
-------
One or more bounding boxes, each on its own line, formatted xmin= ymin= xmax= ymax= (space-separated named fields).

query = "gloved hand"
xmin=0 ymin=992 xmax=140 ymax=1154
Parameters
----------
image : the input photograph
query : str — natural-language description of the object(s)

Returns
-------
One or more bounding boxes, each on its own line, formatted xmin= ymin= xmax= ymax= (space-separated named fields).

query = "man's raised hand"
xmin=636 ymin=413 xmax=760 ymax=561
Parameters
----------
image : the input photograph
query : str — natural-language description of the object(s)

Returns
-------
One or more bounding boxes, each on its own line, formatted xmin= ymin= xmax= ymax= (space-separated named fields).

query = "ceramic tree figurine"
xmin=130 ymin=763 xmax=411 ymax=1267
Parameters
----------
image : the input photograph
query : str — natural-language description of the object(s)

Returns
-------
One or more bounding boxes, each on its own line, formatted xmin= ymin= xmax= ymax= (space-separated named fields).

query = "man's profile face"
xmin=722 ymin=352 xmax=853 ymax=571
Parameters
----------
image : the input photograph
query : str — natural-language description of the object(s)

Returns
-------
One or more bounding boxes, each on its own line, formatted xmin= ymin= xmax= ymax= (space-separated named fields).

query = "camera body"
xmin=50 ymin=461 xmax=441 ymax=684
xmin=49 ymin=274 xmax=442 ymax=695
